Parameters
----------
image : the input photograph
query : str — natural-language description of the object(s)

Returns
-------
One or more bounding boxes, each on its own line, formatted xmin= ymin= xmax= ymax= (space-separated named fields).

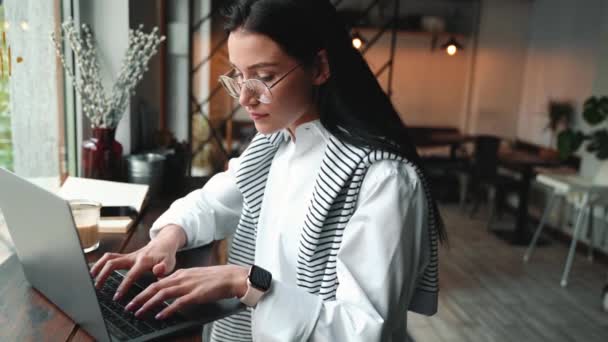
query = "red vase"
xmin=82 ymin=128 xmax=123 ymax=180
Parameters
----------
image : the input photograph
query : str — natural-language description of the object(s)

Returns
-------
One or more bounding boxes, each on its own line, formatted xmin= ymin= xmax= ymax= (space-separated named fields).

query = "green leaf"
xmin=587 ymin=129 xmax=608 ymax=159
xmin=557 ymin=129 xmax=584 ymax=159
xmin=583 ymin=96 xmax=608 ymax=125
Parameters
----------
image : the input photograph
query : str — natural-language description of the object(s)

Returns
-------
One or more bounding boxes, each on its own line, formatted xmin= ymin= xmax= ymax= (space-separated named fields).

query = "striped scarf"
xmin=210 ymin=132 xmax=439 ymax=342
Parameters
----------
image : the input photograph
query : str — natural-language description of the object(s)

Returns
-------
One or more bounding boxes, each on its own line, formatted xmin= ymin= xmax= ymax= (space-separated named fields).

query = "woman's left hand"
xmin=124 ymin=265 xmax=249 ymax=320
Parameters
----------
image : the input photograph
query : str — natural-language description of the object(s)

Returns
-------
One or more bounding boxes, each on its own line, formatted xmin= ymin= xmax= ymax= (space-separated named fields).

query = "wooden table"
xmin=1 ymin=198 xmax=223 ymax=342
xmin=415 ymin=133 xmax=473 ymax=158
xmin=496 ymin=149 xmax=563 ymax=245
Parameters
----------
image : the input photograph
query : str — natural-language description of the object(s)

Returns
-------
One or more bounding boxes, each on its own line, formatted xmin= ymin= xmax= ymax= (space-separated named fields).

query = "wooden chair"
xmin=467 ymin=136 xmax=520 ymax=230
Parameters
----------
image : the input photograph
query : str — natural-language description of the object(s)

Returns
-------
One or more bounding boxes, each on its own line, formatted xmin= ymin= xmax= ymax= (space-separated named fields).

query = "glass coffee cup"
xmin=69 ymin=199 xmax=102 ymax=253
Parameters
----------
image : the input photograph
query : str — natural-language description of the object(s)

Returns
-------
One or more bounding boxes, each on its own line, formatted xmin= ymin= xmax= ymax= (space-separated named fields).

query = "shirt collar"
xmin=282 ymin=119 xmax=330 ymax=145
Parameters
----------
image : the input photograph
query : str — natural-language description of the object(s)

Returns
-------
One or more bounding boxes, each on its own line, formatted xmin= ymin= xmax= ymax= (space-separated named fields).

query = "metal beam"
xmin=387 ymin=0 xmax=399 ymax=98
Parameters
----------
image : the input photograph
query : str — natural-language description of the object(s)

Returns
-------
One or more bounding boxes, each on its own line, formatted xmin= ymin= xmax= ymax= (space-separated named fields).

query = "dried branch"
xmin=51 ymin=19 xmax=165 ymax=129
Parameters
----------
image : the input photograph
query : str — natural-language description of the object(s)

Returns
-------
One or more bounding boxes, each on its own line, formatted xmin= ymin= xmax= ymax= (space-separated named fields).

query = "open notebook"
xmin=58 ymin=177 xmax=149 ymax=233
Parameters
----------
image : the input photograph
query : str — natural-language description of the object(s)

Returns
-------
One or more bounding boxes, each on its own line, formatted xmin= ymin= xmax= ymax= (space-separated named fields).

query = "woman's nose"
xmin=238 ymin=85 xmax=258 ymax=107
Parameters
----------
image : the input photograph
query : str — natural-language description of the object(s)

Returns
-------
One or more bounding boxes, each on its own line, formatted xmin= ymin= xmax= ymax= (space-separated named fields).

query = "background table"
xmin=495 ymin=149 xmax=563 ymax=245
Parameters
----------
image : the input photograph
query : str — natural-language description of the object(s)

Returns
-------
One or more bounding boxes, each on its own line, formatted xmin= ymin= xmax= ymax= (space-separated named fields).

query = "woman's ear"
xmin=312 ymin=49 xmax=331 ymax=86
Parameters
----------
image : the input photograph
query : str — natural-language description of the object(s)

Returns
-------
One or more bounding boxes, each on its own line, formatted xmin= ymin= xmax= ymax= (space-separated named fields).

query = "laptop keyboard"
xmin=96 ymin=272 xmax=187 ymax=340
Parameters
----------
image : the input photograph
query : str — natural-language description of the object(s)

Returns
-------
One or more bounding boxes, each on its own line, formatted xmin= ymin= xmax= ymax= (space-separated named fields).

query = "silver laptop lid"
xmin=0 ymin=168 xmax=111 ymax=342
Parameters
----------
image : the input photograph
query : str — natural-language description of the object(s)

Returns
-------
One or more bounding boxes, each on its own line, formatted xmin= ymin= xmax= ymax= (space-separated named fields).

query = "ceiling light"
xmin=351 ymin=31 xmax=366 ymax=50
xmin=441 ymin=36 xmax=463 ymax=56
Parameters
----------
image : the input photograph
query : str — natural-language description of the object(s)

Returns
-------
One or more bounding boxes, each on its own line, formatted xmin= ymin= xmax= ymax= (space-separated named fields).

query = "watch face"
xmin=249 ymin=265 xmax=272 ymax=291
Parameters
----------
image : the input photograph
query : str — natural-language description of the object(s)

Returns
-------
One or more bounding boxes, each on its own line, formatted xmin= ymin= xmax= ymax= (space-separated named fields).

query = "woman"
xmin=91 ymin=0 xmax=446 ymax=340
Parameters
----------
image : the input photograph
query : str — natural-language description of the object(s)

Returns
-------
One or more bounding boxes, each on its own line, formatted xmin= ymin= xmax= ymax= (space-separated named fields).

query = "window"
xmin=0 ymin=0 xmax=67 ymax=264
xmin=0 ymin=4 xmax=13 ymax=264
xmin=0 ymin=0 xmax=67 ymax=178
xmin=0 ymin=4 xmax=12 ymax=171
xmin=0 ymin=0 xmax=13 ymax=265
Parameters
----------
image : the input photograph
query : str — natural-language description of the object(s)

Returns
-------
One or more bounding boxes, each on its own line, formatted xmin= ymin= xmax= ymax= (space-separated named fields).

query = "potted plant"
xmin=547 ymin=101 xmax=574 ymax=141
xmin=542 ymin=100 xmax=574 ymax=159
xmin=558 ymin=96 xmax=608 ymax=160
xmin=51 ymin=19 xmax=165 ymax=180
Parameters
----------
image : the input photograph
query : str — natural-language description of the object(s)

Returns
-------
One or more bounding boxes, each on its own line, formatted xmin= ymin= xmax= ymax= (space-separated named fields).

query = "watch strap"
xmin=239 ymin=278 xmax=266 ymax=307
xmin=239 ymin=265 xmax=272 ymax=307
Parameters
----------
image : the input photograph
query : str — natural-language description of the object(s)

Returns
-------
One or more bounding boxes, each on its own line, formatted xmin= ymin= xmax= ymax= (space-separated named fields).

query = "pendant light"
xmin=351 ymin=30 xmax=366 ymax=50
xmin=441 ymin=36 xmax=463 ymax=56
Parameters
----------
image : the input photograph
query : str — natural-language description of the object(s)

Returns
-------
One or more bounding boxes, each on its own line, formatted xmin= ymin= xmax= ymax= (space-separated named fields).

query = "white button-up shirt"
xmin=150 ymin=120 xmax=429 ymax=341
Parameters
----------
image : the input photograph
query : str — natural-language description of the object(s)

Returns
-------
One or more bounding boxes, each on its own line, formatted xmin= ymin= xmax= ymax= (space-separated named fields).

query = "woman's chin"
xmin=254 ymin=122 xmax=283 ymax=135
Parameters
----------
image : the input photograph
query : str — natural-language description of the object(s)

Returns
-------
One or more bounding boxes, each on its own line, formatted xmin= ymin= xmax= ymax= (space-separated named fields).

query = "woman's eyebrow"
xmin=229 ymin=61 xmax=280 ymax=71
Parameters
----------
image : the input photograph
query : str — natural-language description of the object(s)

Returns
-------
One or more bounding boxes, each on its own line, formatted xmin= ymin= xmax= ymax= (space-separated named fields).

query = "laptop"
xmin=0 ymin=168 xmax=242 ymax=341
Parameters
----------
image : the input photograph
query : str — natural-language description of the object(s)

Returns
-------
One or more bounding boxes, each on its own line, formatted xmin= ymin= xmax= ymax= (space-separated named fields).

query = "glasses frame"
xmin=218 ymin=63 xmax=301 ymax=104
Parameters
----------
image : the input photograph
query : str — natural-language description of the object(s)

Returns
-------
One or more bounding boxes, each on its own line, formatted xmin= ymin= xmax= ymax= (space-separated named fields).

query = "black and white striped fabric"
xmin=210 ymin=132 xmax=439 ymax=342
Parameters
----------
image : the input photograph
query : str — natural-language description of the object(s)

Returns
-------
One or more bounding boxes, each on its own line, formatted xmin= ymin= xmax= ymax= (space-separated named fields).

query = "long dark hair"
xmin=222 ymin=0 xmax=446 ymax=243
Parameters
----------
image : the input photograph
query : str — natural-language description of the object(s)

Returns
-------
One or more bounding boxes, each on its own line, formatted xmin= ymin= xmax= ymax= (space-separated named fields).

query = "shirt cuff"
xmin=149 ymin=204 xmax=216 ymax=249
xmin=149 ymin=219 xmax=189 ymax=248
xmin=252 ymin=279 xmax=323 ymax=342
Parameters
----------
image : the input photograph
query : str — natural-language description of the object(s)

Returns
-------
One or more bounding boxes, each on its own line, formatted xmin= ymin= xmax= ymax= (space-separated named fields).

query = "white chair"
xmin=524 ymin=162 xmax=608 ymax=287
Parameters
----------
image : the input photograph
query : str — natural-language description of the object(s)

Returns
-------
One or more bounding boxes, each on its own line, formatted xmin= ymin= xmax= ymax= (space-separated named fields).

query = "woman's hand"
xmin=125 ymin=265 xmax=249 ymax=320
xmin=90 ymin=224 xmax=187 ymax=301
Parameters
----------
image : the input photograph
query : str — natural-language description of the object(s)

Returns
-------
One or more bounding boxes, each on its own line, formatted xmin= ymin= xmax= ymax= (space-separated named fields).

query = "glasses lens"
xmin=219 ymin=76 xmax=273 ymax=104
xmin=219 ymin=76 xmax=241 ymax=99
xmin=246 ymin=79 xmax=273 ymax=104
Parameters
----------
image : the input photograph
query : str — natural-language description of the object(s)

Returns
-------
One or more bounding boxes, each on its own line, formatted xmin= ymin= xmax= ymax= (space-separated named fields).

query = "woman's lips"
xmin=249 ymin=112 xmax=269 ymax=120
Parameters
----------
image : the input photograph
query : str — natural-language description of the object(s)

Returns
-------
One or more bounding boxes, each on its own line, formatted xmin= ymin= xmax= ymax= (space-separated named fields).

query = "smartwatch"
xmin=239 ymin=265 xmax=272 ymax=307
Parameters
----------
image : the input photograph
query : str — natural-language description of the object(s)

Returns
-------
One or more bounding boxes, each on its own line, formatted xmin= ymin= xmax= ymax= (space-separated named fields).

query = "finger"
xmin=126 ymin=281 xmax=161 ymax=312
xmin=95 ymin=257 xmax=133 ymax=289
xmin=134 ymin=285 xmax=187 ymax=318
xmin=155 ymin=294 xmax=196 ymax=320
xmin=152 ymin=261 xmax=167 ymax=278
xmin=90 ymin=253 xmax=121 ymax=277
xmin=154 ymin=256 xmax=177 ymax=278
xmin=115 ymin=260 xmax=153 ymax=301
xmin=127 ymin=274 xmax=181 ymax=310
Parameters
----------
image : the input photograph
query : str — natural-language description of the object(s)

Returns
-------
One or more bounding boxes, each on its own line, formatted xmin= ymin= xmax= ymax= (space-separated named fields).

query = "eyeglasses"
xmin=218 ymin=64 xmax=301 ymax=104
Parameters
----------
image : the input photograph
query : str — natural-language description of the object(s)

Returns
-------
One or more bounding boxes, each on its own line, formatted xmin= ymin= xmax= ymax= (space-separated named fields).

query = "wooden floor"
xmin=408 ymin=204 xmax=608 ymax=342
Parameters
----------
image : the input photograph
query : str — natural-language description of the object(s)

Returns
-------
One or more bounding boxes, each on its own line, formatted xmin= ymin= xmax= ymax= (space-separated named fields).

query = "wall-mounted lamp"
xmin=351 ymin=31 xmax=366 ymax=50
xmin=440 ymin=36 xmax=463 ymax=56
